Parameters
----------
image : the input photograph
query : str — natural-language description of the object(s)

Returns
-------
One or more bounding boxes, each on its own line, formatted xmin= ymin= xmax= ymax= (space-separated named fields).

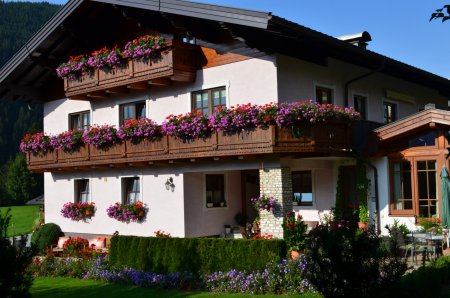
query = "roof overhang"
xmin=375 ymin=108 xmax=450 ymax=141
xmin=1 ymin=0 xmax=450 ymax=103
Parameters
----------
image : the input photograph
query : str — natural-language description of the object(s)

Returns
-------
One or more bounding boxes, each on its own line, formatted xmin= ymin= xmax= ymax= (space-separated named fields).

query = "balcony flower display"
xmin=56 ymin=55 xmax=88 ymax=80
xmin=251 ymin=195 xmax=276 ymax=213
xmin=49 ymin=130 xmax=84 ymax=152
xmin=106 ymin=201 xmax=146 ymax=222
xmin=117 ymin=118 xmax=162 ymax=144
xmin=209 ymin=104 xmax=262 ymax=135
xmin=19 ymin=132 xmax=51 ymax=153
xmin=87 ymin=47 xmax=122 ymax=69
xmin=82 ymin=124 xmax=119 ymax=150
xmin=122 ymin=34 xmax=166 ymax=60
xmin=60 ymin=202 xmax=96 ymax=221
xmin=162 ymin=110 xmax=212 ymax=141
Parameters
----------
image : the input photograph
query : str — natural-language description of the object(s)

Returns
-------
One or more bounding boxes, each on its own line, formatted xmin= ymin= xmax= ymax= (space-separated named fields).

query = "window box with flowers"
xmin=106 ymin=201 xmax=146 ymax=222
xmin=60 ymin=202 xmax=96 ymax=221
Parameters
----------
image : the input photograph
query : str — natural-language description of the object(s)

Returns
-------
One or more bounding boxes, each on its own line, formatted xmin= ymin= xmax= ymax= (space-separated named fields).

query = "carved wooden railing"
xmin=26 ymin=123 xmax=351 ymax=172
xmin=64 ymin=40 xmax=199 ymax=98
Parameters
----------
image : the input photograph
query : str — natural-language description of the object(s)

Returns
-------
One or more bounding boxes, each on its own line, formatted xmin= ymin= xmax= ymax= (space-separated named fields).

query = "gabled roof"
xmin=375 ymin=108 xmax=450 ymax=141
xmin=1 ymin=0 xmax=450 ymax=102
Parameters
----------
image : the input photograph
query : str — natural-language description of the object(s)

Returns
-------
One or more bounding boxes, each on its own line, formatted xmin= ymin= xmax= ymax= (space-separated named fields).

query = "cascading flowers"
xmin=162 ymin=110 xmax=212 ymax=141
xmin=56 ymin=55 xmax=88 ymax=80
xmin=20 ymin=132 xmax=51 ymax=153
xmin=87 ymin=47 xmax=122 ymax=69
xmin=60 ymin=202 xmax=96 ymax=221
xmin=122 ymin=34 xmax=166 ymax=60
xmin=49 ymin=130 xmax=84 ymax=152
xmin=117 ymin=118 xmax=162 ymax=143
xmin=106 ymin=201 xmax=146 ymax=222
xmin=82 ymin=124 xmax=119 ymax=150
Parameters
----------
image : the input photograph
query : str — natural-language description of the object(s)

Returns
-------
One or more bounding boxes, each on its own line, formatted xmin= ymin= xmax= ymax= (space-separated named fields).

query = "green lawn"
xmin=0 ymin=205 xmax=41 ymax=236
xmin=31 ymin=277 xmax=321 ymax=298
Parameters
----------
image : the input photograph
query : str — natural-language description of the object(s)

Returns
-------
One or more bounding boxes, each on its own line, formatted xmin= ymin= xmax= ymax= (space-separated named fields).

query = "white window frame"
xmin=292 ymin=169 xmax=316 ymax=210
xmin=313 ymin=82 xmax=335 ymax=105
xmin=74 ymin=178 xmax=91 ymax=203
xmin=121 ymin=176 xmax=143 ymax=205
xmin=203 ymin=172 xmax=228 ymax=211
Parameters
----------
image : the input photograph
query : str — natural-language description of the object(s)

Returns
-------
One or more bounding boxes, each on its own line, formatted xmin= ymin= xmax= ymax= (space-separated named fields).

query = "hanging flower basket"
xmin=60 ymin=202 xmax=96 ymax=221
xmin=106 ymin=201 xmax=146 ymax=222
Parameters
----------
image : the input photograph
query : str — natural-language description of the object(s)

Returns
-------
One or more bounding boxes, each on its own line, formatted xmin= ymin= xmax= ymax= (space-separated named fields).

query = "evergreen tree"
xmin=5 ymin=154 xmax=38 ymax=205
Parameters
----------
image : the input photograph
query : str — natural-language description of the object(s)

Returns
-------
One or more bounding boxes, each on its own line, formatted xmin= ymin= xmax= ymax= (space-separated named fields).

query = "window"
xmin=120 ymin=101 xmax=146 ymax=125
xmin=192 ymin=87 xmax=226 ymax=115
xmin=391 ymin=161 xmax=413 ymax=211
xmin=122 ymin=177 xmax=140 ymax=204
xmin=315 ymin=86 xmax=333 ymax=105
xmin=75 ymin=179 xmax=90 ymax=203
xmin=205 ymin=174 xmax=226 ymax=208
xmin=69 ymin=111 xmax=90 ymax=130
xmin=390 ymin=159 xmax=438 ymax=218
xmin=384 ymin=102 xmax=397 ymax=124
xmin=292 ymin=171 xmax=313 ymax=206
xmin=354 ymin=95 xmax=367 ymax=120
xmin=417 ymin=160 xmax=437 ymax=218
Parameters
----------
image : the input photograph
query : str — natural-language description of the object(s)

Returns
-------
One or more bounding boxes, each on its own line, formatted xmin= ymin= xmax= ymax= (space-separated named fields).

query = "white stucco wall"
xmin=183 ymin=171 xmax=242 ymax=237
xmin=276 ymin=54 xmax=448 ymax=124
xmin=45 ymin=168 xmax=186 ymax=237
xmin=44 ymin=98 xmax=92 ymax=133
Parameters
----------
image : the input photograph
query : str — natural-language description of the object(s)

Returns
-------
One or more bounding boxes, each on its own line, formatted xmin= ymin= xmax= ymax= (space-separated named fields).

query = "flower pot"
xmin=206 ymin=203 xmax=213 ymax=208
xmin=220 ymin=202 xmax=225 ymax=207
xmin=358 ymin=222 xmax=368 ymax=231
xmin=137 ymin=210 xmax=145 ymax=218
xmin=290 ymin=250 xmax=303 ymax=260
xmin=85 ymin=210 xmax=93 ymax=216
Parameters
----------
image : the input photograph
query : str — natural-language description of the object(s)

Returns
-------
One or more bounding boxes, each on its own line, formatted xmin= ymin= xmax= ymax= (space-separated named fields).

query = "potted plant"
xmin=224 ymin=224 xmax=231 ymax=234
xmin=282 ymin=212 xmax=308 ymax=259
xmin=358 ymin=204 xmax=369 ymax=231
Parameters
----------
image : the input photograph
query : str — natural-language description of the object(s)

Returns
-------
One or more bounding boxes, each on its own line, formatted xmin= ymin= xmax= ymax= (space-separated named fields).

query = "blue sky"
xmin=15 ymin=0 xmax=450 ymax=79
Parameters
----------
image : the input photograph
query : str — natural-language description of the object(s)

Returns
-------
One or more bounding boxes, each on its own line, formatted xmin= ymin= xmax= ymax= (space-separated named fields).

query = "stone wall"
xmin=259 ymin=167 xmax=293 ymax=238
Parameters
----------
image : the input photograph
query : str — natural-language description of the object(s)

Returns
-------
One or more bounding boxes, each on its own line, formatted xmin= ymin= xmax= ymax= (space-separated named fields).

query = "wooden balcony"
xmin=26 ymin=123 xmax=351 ymax=172
xmin=64 ymin=40 xmax=199 ymax=99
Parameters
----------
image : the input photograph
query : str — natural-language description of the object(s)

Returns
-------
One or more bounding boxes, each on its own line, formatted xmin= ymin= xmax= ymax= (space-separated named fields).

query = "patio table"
xmin=409 ymin=233 xmax=444 ymax=260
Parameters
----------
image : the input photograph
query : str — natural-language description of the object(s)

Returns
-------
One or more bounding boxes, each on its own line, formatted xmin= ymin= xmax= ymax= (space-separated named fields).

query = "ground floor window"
xmin=205 ymin=174 xmax=226 ymax=208
xmin=122 ymin=177 xmax=140 ymax=204
xmin=292 ymin=171 xmax=313 ymax=206
xmin=390 ymin=159 xmax=437 ymax=218
xmin=75 ymin=179 xmax=90 ymax=203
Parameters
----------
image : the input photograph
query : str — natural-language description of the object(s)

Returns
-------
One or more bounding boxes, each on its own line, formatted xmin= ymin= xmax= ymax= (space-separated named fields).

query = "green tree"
xmin=5 ymin=154 xmax=37 ymax=205
xmin=430 ymin=5 xmax=450 ymax=22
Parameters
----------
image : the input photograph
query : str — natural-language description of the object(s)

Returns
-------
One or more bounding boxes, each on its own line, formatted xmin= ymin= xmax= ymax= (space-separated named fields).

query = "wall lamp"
xmin=165 ymin=177 xmax=175 ymax=192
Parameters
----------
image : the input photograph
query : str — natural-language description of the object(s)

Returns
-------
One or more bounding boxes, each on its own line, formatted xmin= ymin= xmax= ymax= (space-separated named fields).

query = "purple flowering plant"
xmin=251 ymin=195 xmax=276 ymax=213
xmin=162 ymin=110 xmax=212 ymax=141
xmin=106 ymin=201 xmax=146 ymax=222
xmin=60 ymin=202 xmax=95 ymax=221
xmin=122 ymin=34 xmax=166 ymax=60
xmin=82 ymin=124 xmax=119 ymax=150
xmin=19 ymin=132 xmax=51 ymax=153
xmin=209 ymin=103 xmax=262 ymax=135
xmin=56 ymin=54 xmax=89 ymax=80
xmin=117 ymin=118 xmax=162 ymax=143
xmin=49 ymin=130 xmax=84 ymax=152
xmin=87 ymin=47 xmax=122 ymax=69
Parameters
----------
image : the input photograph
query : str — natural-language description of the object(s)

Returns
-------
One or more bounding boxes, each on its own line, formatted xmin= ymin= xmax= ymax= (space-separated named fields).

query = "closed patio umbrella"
xmin=441 ymin=166 xmax=450 ymax=228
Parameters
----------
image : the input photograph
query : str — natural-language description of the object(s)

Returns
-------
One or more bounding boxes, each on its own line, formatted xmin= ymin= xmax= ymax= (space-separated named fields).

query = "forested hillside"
xmin=0 ymin=1 xmax=61 ymax=204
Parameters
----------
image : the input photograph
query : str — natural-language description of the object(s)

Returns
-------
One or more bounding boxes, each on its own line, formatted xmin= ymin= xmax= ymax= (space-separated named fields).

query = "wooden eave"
xmin=375 ymin=108 xmax=450 ymax=142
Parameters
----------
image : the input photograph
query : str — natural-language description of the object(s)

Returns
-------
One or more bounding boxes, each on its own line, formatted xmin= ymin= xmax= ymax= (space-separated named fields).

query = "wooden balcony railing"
xmin=26 ymin=123 xmax=351 ymax=172
xmin=64 ymin=40 xmax=199 ymax=98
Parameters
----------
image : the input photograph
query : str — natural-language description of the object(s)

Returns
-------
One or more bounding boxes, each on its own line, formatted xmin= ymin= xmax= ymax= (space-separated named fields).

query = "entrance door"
xmin=339 ymin=166 xmax=359 ymax=220
xmin=241 ymin=170 xmax=260 ymax=225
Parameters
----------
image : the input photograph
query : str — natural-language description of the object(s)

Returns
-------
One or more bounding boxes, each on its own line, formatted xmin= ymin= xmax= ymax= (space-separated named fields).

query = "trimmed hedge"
xmin=109 ymin=236 xmax=287 ymax=274
xmin=31 ymin=223 xmax=62 ymax=252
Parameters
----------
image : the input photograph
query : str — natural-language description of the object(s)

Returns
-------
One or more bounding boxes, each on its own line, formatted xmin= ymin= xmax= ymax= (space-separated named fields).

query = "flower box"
xmin=60 ymin=202 xmax=95 ymax=221
xmin=27 ymin=150 xmax=56 ymax=166
xmin=168 ymin=133 xmax=216 ymax=155
xmin=217 ymin=127 xmax=273 ymax=152
xmin=106 ymin=201 xmax=146 ymax=222
xmin=57 ymin=144 xmax=89 ymax=163
xmin=125 ymin=139 xmax=167 ymax=159
xmin=89 ymin=143 xmax=125 ymax=161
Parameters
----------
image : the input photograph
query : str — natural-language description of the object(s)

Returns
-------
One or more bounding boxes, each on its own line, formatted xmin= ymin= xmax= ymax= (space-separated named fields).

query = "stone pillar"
xmin=259 ymin=167 xmax=293 ymax=238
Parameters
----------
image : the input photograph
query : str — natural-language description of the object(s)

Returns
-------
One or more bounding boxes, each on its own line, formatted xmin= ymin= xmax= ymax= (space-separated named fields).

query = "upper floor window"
xmin=315 ymin=86 xmax=333 ymax=105
xmin=74 ymin=179 xmax=90 ymax=203
xmin=120 ymin=101 xmax=146 ymax=125
xmin=69 ymin=111 xmax=90 ymax=130
xmin=384 ymin=102 xmax=397 ymax=124
xmin=205 ymin=174 xmax=226 ymax=208
xmin=354 ymin=95 xmax=367 ymax=120
xmin=192 ymin=87 xmax=226 ymax=115
xmin=292 ymin=171 xmax=313 ymax=206
xmin=122 ymin=177 xmax=140 ymax=204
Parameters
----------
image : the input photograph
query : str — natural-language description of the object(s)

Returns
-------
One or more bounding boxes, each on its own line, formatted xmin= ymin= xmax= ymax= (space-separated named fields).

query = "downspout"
xmin=364 ymin=161 xmax=381 ymax=235
xmin=344 ymin=61 xmax=385 ymax=107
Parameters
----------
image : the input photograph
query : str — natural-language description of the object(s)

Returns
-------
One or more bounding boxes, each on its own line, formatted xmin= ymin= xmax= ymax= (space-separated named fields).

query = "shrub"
xmin=109 ymin=236 xmax=287 ymax=274
xmin=282 ymin=212 xmax=308 ymax=251
xmin=31 ymin=223 xmax=62 ymax=252
xmin=0 ymin=208 xmax=36 ymax=297
xmin=304 ymin=223 xmax=407 ymax=298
